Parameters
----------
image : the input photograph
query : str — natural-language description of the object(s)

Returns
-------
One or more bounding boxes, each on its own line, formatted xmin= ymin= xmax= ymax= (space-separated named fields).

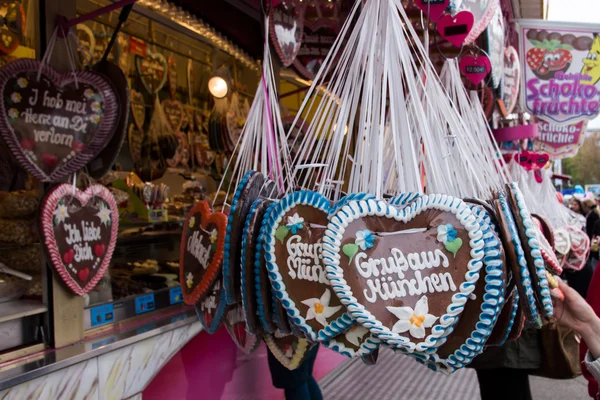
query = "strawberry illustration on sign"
xmin=40 ymin=184 xmax=118 ymax=296
xmin=526 ymin=39 xmax=573 ymax=79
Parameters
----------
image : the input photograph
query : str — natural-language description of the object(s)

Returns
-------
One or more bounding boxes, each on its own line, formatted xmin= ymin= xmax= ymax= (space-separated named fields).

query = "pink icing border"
xmin=40 ymin=183 xmax=119 ymax=296
xmin=463 ymin=0 xmax=500 ymax=45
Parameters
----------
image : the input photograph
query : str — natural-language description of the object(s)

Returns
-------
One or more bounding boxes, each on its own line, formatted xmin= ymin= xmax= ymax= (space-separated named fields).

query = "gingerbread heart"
xmin=264 ymin=329 xmax=315 ymax=370
xmin=263 ymin=190 xmax=352 ymax=342
xmin=224 ymin=303 xmax=260 ymax=354
xmin=167 ymin=54 xmax=177 ymax=100
xmin=136 ymin=51 xmax=167 ymax=94
xmin=130 ymin=89 xmax=145 ymax=132
xmin=323 ymin=195 xmax=485 ymax=352
xmin=0 ymin=59 xmax=118 ymax=182
xmin=437 ymin=11 xmax=474 ymax=48
xmin=292 ymin=20 xmax=339 ymax=80
xmin=457 ymin=0 xmax=499 ymax=46
xmin=502 ymin=46 xmax=520 ymax=115
xmin=162 ymin=99 xmax=184 ymax=132
xmin=270 ymin=0 xmax=304 ymax=67
xmin=195 ymin=275 xmax=227 ymax=334
xmin=179 ymin=200 xmax=227 ymax=305
xmin=322 ymin=322 xmax=380 ymax=358
xmin=40 ymin=184 xmax=118 ymax=295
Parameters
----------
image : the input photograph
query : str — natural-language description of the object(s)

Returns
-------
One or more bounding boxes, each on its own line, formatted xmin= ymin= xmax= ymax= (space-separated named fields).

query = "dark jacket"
xmin=586 ymin=209 xmax=600 ymax=240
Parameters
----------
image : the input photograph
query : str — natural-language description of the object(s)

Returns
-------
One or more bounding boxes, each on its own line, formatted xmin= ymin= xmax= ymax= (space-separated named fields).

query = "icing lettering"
xmin=286 ymin=234 xmax=328 ymax=284
xmin=187 ymin=230 xmax=210 ymax=268
xmin=355 ymin=248 xmax=457 ymax=303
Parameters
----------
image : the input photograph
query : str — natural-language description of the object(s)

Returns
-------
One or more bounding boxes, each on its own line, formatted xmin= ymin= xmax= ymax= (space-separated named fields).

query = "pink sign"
xmin=533 ymin=118 xmax=587 ymax=159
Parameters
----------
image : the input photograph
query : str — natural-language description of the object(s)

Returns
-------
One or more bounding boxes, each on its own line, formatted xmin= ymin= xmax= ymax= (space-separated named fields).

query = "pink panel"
xmin=143 ymin=327 xmax=345 ymax=400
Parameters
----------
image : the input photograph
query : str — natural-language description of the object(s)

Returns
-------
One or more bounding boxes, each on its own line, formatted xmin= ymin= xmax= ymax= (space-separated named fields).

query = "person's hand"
xmin=554 ymin=278 xmax=600 ymax=358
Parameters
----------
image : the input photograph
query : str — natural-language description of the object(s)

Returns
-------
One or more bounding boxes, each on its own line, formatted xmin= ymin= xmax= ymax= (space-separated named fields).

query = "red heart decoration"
xmin=532 ymin=153 xmax=549 ymax=169
xmin=436 ymin=11 xmax=474 ymax=48
xmin=270 ymin=0 xmax=304 ymax=67
xmin=459 ymin=55 xmax=491 ymax=85
xmin=414 ymin=0 xmax=450 ymax=22
xmin=0 ymin=59 xmax=118 ymax=182
xmin=78 ymin=268 xmax=90 ymax=282
xmin=179 ymin=200 xmax=227 ymax=305
xmin=94 ymin=243 xmax=105 ymax=257
xmin=40 ymin=184 xmax=118 ymax=295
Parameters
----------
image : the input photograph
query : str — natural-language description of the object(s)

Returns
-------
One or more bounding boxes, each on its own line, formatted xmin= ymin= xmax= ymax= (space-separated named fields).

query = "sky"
xmin=546 ymin=0 xmax=600 ymax=129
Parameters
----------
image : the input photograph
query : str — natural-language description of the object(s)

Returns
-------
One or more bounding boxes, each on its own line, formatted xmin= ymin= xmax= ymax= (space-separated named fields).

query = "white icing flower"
xmin=286 ymin=213 xmax=304 ymax=234
xmin=8 ymin=108 xmax=18 ymax=119
xmin=16 ymin=77 xmax=27 ymax=88
xmin=355 ymin=229 xmax=375 ymax=250
xmin=90 ymin=114 xmax=101 ymax=124
xmin=344 ymin=324 xmax=369 ymax=347
xmin=53 ymin=204 xmax=69 ymax=225
xmin=386 ymin=296 xmax=438 ymax=339
xmin=91 ymin=101 xmax=102 ymax=112
xmin=210 ymin=229 xmax=218 ymax=244
xmin=186 ymin=272 xmax=194 ymax=289
xmin=96 ymin=203 xmax=111 ymax=226
xmin=301 ymin=288 xmax=342 ymax=327
xmin=10 ymin=92 xmax=21 ymax=103
xmin=84 ymin=88 xmax=94 ymax=98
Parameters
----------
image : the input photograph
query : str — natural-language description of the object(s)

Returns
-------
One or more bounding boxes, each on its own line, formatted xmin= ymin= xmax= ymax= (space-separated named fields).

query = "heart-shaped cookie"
xmin=88 ymin=60 xmax=130 ymax=180
xmin=224 ymin=303 xmax=260 ymax=354
xmin=40 ymin=184 xmax=118 ymax=295
xmin=179 ymin=200 xmax=227 ymax=305
xmin=457 ymin=0 xmax=499 ymax=46
xmin=0 ymin=29 xmax=18 ymax=55
xmin=76 ymin=24 xmax=96 ymax=67
xmin=323 ymin=195 xmax=485 ymax=352
xmin=459 ymin=54 xmax=491 ymax=85
xmin=494 ymin=191 xmax=541 ymax=327
xmin=506 ymin=183 xmax=553 ymax=319
xmin=128 ymin=124 xmax=143 ymax=164
xmin=162 ymin=99 xmax=184 ymax=133
xmin=223 ymin=171 xmax=272 ymax=304
xmin=136 ymin=51 xmax=167 ymax=95
xmin=241 ymin=199 xmax=273 ymax=335
xmin=270 ymin=0 xmax=304 ymax=67
xmin=436 ymin=11 xmax=474 ymax=48
xmin=194 ymin=275 xmax=227 ymax=334
xmin=323 ymin=322 xmax=380 ymax=358
xmin=264 ymin=329 xmax=314 ymax=370
xmin=292 ymin=19 xmax=339 ymax=80
xmin=167 ymin=54 xmax=177 ymax=100
xmin=255 ymin=201 xmax=279 ymax=333
xmin=0 ymin=59 xmax=118 ymax=182
xmin=486 ymin=286 xmax=519 ymax=347
xmin=502 ymin=46 xmax=520 ymax=115
xmin=264 ymin=190 xmax=352 ymax=342
xmin=166 ymin=131 xmax=188 ymax=168
xmin=130 ymin=89 xmax=145 ymax=132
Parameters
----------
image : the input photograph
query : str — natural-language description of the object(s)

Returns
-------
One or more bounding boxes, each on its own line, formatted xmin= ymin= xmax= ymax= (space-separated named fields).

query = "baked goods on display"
xmin=264 ymin=190 xmax=352 ymax=342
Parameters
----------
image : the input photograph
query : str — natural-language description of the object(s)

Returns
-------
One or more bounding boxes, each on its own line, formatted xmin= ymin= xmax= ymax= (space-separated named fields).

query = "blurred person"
xmin=570 ymin=197 xmax=585 ymax=215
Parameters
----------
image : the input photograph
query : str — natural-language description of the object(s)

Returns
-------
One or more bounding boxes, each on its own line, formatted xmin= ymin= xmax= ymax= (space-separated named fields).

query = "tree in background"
xmin=562 ymin=131 xmax=600 ymax=186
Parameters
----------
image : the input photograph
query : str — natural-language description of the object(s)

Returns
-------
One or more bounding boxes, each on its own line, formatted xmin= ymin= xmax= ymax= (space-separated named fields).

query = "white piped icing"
xmin=322 ymin=194 xmax=485 ymax=353
xmin=510 ymin=182 xmax=553 ymax=318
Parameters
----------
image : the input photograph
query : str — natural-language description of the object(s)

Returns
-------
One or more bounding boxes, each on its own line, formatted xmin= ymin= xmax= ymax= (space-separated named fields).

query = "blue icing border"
xmin=389 ymin=192 xmax=422 ymax=207
xmin=255 ymin=202 xmax=278 ymax=333
xmin=322 ymin=194 xmax=485 ymax=353
xmin=194 ymin=282 xmax=227 ymax=335
xmin=329 ymin=193 xmax=375 ymax=217
xmin=263 ymin=190 xmax=353 ymax=342
xmin=498 ymin=191 xmax=541 ymax=327
xmin=322 ymin=322 xmax=381 ymax=358
xmin=498 ymin=289 xmax=519 ymax=347
xmin=240 ymin=199 xmax=262 ymax=335
xmin=223 ymin=170 xmax=255 ymax=304
xmin=509 ymin=182 xmax=553 ymax=318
